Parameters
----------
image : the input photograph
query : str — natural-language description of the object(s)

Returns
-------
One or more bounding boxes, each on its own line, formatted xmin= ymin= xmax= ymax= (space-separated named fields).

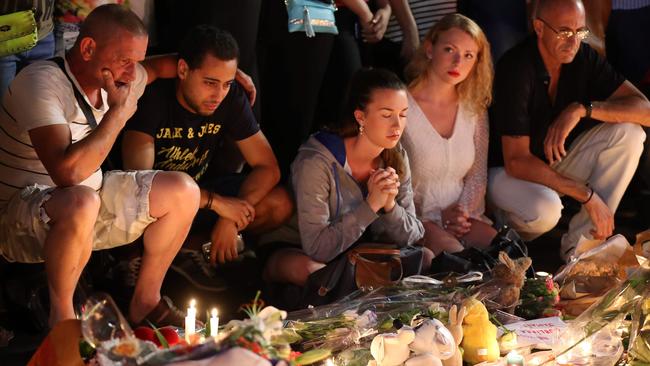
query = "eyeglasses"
xmin=537 ymin=18 xmax=590 ymax=41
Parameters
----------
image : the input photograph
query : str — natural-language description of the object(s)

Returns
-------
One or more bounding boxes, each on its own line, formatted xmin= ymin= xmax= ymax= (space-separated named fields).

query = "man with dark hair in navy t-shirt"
xmin=122 ymin=25 xmax=292 ymax=290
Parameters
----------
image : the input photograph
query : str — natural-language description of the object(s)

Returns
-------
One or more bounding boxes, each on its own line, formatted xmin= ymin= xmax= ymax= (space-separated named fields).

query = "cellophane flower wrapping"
xmin=545 ymin=265 xmax=650 ymax=366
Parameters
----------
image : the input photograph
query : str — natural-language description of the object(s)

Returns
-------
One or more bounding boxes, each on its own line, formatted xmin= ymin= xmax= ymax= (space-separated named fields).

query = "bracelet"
xmin=205 ymin=191 xmax=214 ymax=210
xmin=581 ymin=185 xmax=594 ymax=205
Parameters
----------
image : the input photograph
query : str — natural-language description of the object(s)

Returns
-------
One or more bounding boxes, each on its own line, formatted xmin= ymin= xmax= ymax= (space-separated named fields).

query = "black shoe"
xmin=170 ymin=249 xmax=228 ymax=292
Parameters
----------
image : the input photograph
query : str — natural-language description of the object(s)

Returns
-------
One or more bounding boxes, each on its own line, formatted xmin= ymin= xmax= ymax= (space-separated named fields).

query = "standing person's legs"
xmin=315 ymin=8 xmax=363 ymax=129
xmin=0 ymin=54 xmax=19 ymax=99
xmin=274 ymin=34 xmax=334 ymax=177
xmin=487 ymin=167 xmax=564 ymax=241
xmin=363 ymin=38 xmax=405 ymax=79
xmin=552 ymin=123 xmax=645 ymax=258
xmin=207 ymin=0 xmax=262 ymax=119
xmin=258 ymin=0 xmax=335 ymax=178
xmin=24 ymin=32 xmax=56 ymax=62
xmin=0 ymin=32 xmax=55 ymax=98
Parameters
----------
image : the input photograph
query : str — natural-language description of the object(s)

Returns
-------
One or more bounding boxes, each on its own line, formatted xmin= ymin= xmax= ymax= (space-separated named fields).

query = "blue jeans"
xmin=0 ymin=32 xmax=55 ymax=99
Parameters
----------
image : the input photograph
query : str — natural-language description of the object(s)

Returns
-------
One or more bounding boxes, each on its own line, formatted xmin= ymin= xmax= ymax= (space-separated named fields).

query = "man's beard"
xmin=183 ymin=92 xmax=213 ymax=116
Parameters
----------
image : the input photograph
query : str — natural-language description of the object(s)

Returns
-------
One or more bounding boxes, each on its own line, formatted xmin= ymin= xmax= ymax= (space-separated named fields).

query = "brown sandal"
xmin=136 ymin=296 xmax=204 ymax=329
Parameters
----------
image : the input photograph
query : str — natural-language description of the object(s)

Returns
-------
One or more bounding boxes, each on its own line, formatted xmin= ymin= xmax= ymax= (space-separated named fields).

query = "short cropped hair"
xmin=179 ymin=25 xmax=239 ymax=70
xmin=78 ymin=4 xmax=147 ymax=41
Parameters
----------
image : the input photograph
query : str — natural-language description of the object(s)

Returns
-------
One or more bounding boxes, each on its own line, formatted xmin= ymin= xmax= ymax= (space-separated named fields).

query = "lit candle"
xmin=185 ymin=299 xmax=196 ymax=342
xmin=506 ymin=350 xmax=525 ymax=366
xmin=535 ymin=271 xmax=550 ymax=279
xmin=210 ymin=308 xmax=219 ymax=337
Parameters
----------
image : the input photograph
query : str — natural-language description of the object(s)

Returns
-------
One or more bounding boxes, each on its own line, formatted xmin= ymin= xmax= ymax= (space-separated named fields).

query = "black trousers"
xmin=258 ymin=0 xmax=336 ymax=179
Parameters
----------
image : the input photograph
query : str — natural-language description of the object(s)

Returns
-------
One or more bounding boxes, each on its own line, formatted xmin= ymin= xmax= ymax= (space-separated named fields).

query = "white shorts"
xmin=0 ymin=170 xmax=159 ymax=263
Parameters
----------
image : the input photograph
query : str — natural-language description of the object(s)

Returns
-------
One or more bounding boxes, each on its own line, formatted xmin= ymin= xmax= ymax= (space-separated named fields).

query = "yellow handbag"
xmin=0 ymin=9 xmax=38 ymax=57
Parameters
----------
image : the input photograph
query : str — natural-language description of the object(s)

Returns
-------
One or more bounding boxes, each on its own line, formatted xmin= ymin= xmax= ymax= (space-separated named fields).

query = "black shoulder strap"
xmin=50 ymin=57 xmax=115 ymax=170
xmin=50 ymin=57 xmax=98 ymax=129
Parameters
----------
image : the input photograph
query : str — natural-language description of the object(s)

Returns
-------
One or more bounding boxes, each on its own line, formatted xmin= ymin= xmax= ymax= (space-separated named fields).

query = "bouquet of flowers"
xmin=538 ymin=266 xmax=650 ymax=366
xmin=204 ymin=292 xmax=331 ymax=365
xmin=80 ymin=292 xmax=330 ymax=365
xmin=515 ymin=275 xmax=560 ymax=319
xmin=627 ymin=293 xmax=650 ymax=366
xmin=284 ymin=282 xmax=464 ymax=357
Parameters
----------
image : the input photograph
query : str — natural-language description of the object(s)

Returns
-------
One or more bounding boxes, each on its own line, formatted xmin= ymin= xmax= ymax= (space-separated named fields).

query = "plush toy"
xmin=461 ymin=298 xmax=500 ymax=365
xmin=442 ymin=305 xmax=466 ymax=366
xmin=369 ymin=317 xmax=461 ymax=366
xmin=407 ymin=318 xmax=456 ymax=366
xmin=491 ymin=251 xmax=532 ymax=312
xmin=369 ymin=326 xmax=415 ymax=366
xmin=409 ymin=318 xmax=455 ymax=356
xmin=405 ymin=353 xmax=443 ymax=366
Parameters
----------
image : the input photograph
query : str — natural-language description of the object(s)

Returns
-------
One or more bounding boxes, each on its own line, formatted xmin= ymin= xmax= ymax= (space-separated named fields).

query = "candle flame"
xmin=190 ymin=299 xmax=196 ymax=308
xmin=212 ymin=308 xmax=218 ymax=317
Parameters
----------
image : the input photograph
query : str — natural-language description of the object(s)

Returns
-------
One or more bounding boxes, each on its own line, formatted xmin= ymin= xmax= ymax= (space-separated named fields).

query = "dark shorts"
xmin=191 ymin=174 xmax=247 ymax=233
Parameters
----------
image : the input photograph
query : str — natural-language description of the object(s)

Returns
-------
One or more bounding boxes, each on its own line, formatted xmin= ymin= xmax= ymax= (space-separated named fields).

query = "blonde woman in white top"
xmin=402 ymin=13 xmax=496 ymax=255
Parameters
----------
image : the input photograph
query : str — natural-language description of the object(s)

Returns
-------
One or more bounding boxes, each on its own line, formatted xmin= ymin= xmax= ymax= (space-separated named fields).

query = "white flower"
xmin=255 ymin=306 xmax=287 ymax=341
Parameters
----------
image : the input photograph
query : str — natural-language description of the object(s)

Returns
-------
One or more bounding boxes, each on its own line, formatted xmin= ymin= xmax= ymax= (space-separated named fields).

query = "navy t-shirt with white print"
xmin=126 ymin=79 xmax=259 ymax=182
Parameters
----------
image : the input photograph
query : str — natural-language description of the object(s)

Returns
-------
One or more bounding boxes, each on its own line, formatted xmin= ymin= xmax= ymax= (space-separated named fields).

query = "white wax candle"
xmin=185 ymin=315 xmax=195 ymax=341
xmin=185 ymin=299 xmax=197 ymax=341
xmin=210 ymin=308 xmax=219 ymax=337
xmin=187 ymin=299 xmax=197 ymax=318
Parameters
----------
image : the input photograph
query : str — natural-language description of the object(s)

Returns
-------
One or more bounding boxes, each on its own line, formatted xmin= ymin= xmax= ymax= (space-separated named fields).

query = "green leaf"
xmin=294 ymin=348 xmax=332 ymax=365
xmin=272 ymin=329 xmax=303 ymax=345
xmin=146 ymin=320 xmax=170 ymax=349
xmin=78 ymin=339 xmax=96 ymax=359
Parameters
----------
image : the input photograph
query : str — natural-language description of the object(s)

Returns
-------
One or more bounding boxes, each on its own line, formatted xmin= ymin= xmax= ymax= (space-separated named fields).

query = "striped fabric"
xmin=385 ymin=0 xmax=457 ymax=43
xmin=0 ymin=0 xmax=55 ymax=40
xmin=612 ymin=0 xmax=650 ymax=10
xmin=0 ymin=59 xmax=147 ymax=209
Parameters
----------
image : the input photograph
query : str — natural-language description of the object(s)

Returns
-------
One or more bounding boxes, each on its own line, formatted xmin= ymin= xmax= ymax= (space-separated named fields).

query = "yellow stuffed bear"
xmin=460 ymin=298 xmax=500 ymax=364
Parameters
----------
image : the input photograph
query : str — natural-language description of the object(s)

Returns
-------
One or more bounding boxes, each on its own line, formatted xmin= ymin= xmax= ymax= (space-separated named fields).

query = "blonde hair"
xmin=405 ymin=14 xmax=493 ymax=114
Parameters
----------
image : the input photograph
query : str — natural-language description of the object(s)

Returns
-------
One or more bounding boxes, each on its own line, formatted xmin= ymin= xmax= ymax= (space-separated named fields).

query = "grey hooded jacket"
xmin=290 ymin=132 xmax=424 ymax=263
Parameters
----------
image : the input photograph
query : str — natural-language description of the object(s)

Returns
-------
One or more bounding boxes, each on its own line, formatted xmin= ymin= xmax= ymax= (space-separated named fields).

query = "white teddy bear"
xmin=368 ymin=326 xmax=416 ymax=366
xmin=368 ymin=315 xmax=461 ymax=366
xmin=406 ymin=319 xmax=456 ymax=366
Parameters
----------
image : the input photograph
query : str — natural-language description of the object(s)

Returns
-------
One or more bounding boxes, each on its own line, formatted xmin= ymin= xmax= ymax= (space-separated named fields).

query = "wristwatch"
xmin=582 ymin=101 xmax=593 ymax=119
